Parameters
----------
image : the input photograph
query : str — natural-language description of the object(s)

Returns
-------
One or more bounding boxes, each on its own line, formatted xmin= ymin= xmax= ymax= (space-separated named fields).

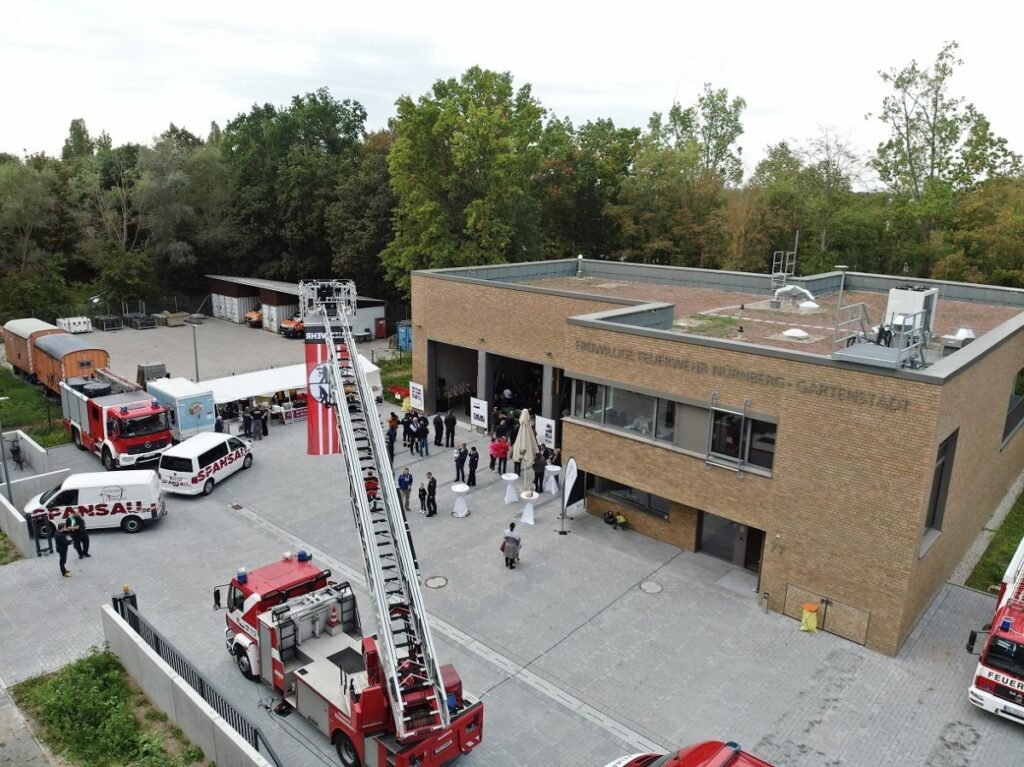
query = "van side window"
xmin=51 ymin=490 xmax=79 ymax=506
xmin=198 ymin=442 xmax=229 ymax=469
xmin=227 ymin=437 xmax=243 ymax=450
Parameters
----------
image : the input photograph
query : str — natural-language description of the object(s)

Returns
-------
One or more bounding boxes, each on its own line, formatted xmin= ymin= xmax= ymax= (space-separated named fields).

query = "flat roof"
xmin=523 ymin=276 xmax=1021 ymax=357
xmin=205 ymin=275 xmax=386 ymax=304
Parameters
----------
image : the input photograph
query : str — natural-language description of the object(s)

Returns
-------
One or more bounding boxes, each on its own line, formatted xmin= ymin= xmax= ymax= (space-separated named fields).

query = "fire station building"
xmin=410 ymin=259 xmax=1024 ymax=655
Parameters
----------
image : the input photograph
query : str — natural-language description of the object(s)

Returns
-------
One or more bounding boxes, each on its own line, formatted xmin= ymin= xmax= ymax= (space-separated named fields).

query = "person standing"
xmin=444 ymin=411 xmax=457 ymax=448
xmin=68 ymin=510 xmax=91 ymax=559
xmin=501 ymin=522 xmax=522 ymax=569
xmin=243 ymin=408 xmax=253 ymax=438
xmin=364 ymin=470 xmax=380 ymax=501
xmin=402 ymin=412 xmax=414 ymax=448
xmin=261 ymin=408 xmax=269 ymax=437
xmin=215 ymin=416 xmax=224 ymax=433
xmin=250 ymin=407 xmax=263 ymax=441
xmin=426 ymin=472 xmax=437 ymax=516
xmin=55 ymin=522 xmax=72 ymax=577
xmin=496 ymin=436 xmax=510 ymax=475
xmin=418 ymin=483 xmax=427 ymax=514
xmin=397 ymin=467 xmax=414 ymax=511
xmin=385 ymin=423 xmax=397 ymax=465
xmin=550 ymin=448 xmax=562 ymax=488
xmin=433 ymin=412 xmax=444 ymax=446
xmin=489 ymin=407 xmax=500 ymax=438
xmin=532 ymin=452 xmax=547 ymax=493
xmin=488 ymin=437 xmax=499 ymax=471
xmin=418 ymin=417 xmax=430 ymax=457
xmin=454 ymin=443 xmax=468 ymax=483
xmin=467 ymin=447 xmax=479 ymax=486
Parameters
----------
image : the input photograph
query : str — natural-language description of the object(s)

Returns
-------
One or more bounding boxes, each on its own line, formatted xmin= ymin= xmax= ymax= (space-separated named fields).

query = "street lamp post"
xmin=0 ymin=396 xmax=12 ymax=503
xmin=191 ymin=294 xmax=212 ymax=383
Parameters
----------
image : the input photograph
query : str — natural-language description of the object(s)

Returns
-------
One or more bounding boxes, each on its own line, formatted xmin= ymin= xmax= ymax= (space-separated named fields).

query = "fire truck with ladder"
xmin=61 ymin=368 xmax=172 ymax=470
xmin=966 ymin=535 xmax=1024 ymax=722
xmin=214 ymin=280 xmax=483 ymax=767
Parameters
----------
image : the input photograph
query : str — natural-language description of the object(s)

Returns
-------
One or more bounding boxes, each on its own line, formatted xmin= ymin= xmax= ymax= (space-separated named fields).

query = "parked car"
xmin=603 ymin=741 xmax=775 ymax=767
xmin=158 ymin=432 xmax=253 ymax=496
xmin=244 ymin=309 xmax=262 ymax=328
xmin=279 ymin=312 xmax=305 ymax=338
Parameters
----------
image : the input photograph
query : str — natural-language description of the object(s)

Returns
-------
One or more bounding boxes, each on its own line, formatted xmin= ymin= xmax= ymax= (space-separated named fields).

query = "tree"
xmin=327 ymin=129 xmax=398 ymax=299
xmin=0 ymin=159 xmax=58 ymax=269
xmin=870 ymin=41 xmax=1019 ymax=198
xmin=383 ymin=67 xmax=545 ymax=293
xmin=61 ymin=118 xmax=95 ymax=162
xmin=799 ymin=129 xmax=861 ymax=271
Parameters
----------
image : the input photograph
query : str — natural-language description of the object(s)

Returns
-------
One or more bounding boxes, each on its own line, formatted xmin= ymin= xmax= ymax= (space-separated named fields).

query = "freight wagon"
xmin=33 ymin=334 xmax=110 ymax=396
xmin=2 ymin=319 xmax=64 ymax=378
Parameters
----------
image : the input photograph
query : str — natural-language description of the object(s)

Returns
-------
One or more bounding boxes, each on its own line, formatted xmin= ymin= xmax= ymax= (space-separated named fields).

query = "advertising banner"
xmin=305 ymin=325 xmax=344 ymax=455
xmin=409 ymin=381 xmax=425 ymax=412
xmin=534 ymin=415 xmax=556 ymax=449
xmin=470 ymin=397 xmax=488 ymax=430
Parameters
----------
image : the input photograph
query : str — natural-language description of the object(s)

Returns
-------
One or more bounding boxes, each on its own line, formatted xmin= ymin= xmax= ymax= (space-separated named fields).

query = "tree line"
xmin=1 ymin=41 xmax=1020 ymax=323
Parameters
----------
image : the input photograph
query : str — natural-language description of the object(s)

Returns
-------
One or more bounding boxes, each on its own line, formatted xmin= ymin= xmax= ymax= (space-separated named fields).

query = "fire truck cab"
xmin=604 ymin=740 xmax=775 ymax=767
xmin=967 ymin=536 xmax=1024 ymax=722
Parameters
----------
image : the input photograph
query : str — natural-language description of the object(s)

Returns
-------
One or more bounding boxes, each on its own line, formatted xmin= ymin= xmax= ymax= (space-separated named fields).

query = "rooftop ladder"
xmin=305 ymin=281 xmax=449 ymax=742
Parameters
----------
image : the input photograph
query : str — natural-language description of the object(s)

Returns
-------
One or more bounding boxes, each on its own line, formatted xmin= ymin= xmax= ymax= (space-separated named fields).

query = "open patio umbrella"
xmin=511 ymin=408 xmax=540 ymax=492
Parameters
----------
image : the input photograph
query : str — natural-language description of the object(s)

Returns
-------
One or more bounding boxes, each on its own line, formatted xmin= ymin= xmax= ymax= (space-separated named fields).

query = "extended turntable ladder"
xmin=300 ymin=280 xmax=449 ymax=742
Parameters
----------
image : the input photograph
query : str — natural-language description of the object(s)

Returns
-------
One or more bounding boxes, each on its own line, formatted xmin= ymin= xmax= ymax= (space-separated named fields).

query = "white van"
xmin=25 ymin=470 xmax=166 ymax=535
xmin=159 ymin=432 xmax=253 ymax=496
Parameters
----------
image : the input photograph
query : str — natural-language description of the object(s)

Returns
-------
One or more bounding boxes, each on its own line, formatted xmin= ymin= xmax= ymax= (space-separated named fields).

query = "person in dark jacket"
xmin=444 ymin=411 xmax=457 ymax=447
xmin=243 ymin=408 xmax=253 ymax=438
xmin=261 ymin=408 xmax=269 ymax=437
xmin=532 ymin=452 xmax=547 ymax=493
xmin=55 ymin=523 xmax=72 ymax=577
xmin=214 ymin=416 xmax=224 ymax=433
xmin=454 ymin=444 xmax=469 ymax=483
xmin=426 ymin=472 xmax=437 ymax=516
xmin=402 ymin=412 xmax=414 ymax=448
xmin=68 ymin=510 xmax=90 ymax=559
xmin=467 ymin=447 xmax=479 ymax=486
xmin=433 ymin=413 xmax=444 ymax=446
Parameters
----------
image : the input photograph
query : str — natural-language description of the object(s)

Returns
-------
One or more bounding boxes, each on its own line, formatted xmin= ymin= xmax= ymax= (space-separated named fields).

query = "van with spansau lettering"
xmin=24 ymin=470 xmax=166 ymax=536
xmin=159 ymin=432 xmax=253 ymax=496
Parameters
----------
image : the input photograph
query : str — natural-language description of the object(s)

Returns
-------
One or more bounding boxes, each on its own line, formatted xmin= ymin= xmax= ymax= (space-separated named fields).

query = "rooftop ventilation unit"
xmin=884 ymin=286 xmax=937 ymax=335
xmin=940 ymin=327 xmax=976 ymax=357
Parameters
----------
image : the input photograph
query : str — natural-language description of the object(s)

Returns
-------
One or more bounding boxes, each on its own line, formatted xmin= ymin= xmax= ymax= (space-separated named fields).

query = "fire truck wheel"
xmin=334 ymin=733 xmax=360 ymax=767
xmin=72 ymin=428 xmax=84 ymax=450
xmin=202 ymin=478 xmax=215 ymax=495
xmin=242 ymin=453 xmax=253 ymax=469
xmin=121 ymin=516 xmax=143 ymax=534
xmin=102 ymin=449 xmax=115 ymax=471
xmin=235 ymin=647 xmax=254 ymax=679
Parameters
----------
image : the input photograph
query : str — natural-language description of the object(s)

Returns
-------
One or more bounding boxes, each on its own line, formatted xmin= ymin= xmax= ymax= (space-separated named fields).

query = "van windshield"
xmin=160 ymin=455 xmax=194 ymax=474
xmin=39 ymin=485 xmax=62 ymax=505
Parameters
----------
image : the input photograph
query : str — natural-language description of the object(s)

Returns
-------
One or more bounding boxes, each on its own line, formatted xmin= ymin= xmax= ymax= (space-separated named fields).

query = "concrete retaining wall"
xmin=0 ymin=492 xmax=33 ymax=558
xmin=9 ymin=468 xmax=70 ymax=511
xmin=101 ymin=606 xmax=273 ymax=767
xmin=2 ymin=430 xmax=51 ymax=474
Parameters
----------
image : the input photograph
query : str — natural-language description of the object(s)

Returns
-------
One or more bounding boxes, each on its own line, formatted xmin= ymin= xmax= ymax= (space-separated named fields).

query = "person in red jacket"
xmin=488 ymin=437 xmax=500 ymax=471
xmin=495 ymin=436 xmax=510 ymax=474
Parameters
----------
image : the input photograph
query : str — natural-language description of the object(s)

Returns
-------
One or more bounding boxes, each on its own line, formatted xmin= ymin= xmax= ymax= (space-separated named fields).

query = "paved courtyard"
xmin=0 ymin=318 xmax=1021 ymax=766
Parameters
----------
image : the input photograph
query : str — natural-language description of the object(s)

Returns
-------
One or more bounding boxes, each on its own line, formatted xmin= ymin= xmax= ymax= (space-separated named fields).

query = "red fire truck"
xmin=215 ymin=281 xmax=483 ymax=767
xmin=966 ymin=536 xmax=1024 ymax=722
xmin=60 ymin=368 xmax=172 ymax=470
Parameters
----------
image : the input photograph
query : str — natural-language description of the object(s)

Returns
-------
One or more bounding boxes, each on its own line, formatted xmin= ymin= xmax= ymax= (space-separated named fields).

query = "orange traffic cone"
xmin=326 ymin=604 xmax=341 ymax=629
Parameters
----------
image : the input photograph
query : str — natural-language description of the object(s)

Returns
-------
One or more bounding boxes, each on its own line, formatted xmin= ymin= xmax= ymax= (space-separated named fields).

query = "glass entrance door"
xmin=699 ymin=511 xmax=764 ymax=573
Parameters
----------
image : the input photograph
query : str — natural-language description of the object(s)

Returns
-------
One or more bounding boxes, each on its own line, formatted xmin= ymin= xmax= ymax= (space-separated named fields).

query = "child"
xmin=418 ymin=483 xmax=427 ymax=514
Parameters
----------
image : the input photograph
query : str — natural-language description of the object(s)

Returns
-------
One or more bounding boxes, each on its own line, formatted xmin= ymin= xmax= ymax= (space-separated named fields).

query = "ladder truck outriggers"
xmin=966 ymin=536 xmax=1024 ymax=722
xmin=215 ymin=280 xmax=483 ymax=767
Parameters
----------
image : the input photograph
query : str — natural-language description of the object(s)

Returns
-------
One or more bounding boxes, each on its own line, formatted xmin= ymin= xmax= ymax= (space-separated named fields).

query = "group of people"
xmin=395 ymin=466 xmax=438 ymax=516
xmin=213 ymin=402 xmax=271 ymax=440
xmin=54 ymin=511 xmax=90 ymax=578
xmin=389 ymin=410 xmax=459 ymax=460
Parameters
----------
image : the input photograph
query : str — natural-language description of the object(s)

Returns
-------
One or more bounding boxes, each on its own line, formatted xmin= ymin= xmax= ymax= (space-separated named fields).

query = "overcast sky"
xmin=3 ymin=1 xmax=1020 ymax=179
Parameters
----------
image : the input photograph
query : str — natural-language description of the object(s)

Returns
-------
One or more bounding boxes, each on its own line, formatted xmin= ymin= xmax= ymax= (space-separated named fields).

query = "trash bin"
xmin=800 ymin=602 xmax=818 ymax=633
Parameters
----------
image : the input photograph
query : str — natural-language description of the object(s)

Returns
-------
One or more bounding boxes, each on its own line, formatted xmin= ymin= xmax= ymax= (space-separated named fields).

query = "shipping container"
xmin=33 ymin=333 xmax=111 ymax=395
xmin=3 ymin=319 xmax=64 ymax=377
xmin=211 ymin=293 xmax=226 ymax=320
xmin=222 ymin=295 xmax=258 ymax=324
xmin=262 ymin=303 xmax=299 ymax=334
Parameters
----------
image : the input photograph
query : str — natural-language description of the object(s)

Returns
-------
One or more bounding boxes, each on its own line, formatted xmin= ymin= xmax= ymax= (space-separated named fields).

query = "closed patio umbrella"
xmin=511 ymin=408 xmax=540 ymax=491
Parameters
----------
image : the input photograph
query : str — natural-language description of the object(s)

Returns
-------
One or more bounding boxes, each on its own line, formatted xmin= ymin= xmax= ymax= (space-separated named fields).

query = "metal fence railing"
xmin=111 ymin=592 xmax=282 ymax=767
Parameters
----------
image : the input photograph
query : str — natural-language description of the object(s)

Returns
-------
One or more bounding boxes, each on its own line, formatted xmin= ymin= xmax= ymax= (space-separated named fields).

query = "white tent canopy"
xmin=201 ymin=355 xmax=381 ymax=404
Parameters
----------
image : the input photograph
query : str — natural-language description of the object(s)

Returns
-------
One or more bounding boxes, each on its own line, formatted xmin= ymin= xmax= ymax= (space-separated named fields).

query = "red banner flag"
xmin=304 ymin=325 xmax=345 ymax=455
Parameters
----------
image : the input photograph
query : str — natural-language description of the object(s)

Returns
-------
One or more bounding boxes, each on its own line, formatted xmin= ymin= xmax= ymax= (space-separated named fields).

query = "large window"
xmin=708 ymin=409 xmax=777 ymax=471
xmin=926 ymin=430 xmax=957 ymax=532
xmin=606 ymin=388 xmax=655 ymax=433
xmin=1004 ymin=368 xmax=1024 ymax=442
xmin=583 ymin=382 xmax=605 ymax=423
xmin=595 ymin=477 xmax=670 ymax=520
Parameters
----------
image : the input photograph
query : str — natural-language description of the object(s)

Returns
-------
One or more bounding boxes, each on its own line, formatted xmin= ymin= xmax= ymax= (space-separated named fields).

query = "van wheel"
xmin=242 ymin=454 xmax=253 ymax=470
xmin=235 ymin=647 xmax=254 ymax=679
xmin=72 ymin=428 xmax=84 ymax=450
xmin=202 ymin=478 xmax=215 ymax=495
xmin=102 ymin=449 xmax=115 ymax=471
xmin=334 ymin=733 xmax=360 ymax=767
xmin=121 ymin=516 xmax=142 ymax=534
xmin=36 ymin=520 xmax=56 ymax=539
